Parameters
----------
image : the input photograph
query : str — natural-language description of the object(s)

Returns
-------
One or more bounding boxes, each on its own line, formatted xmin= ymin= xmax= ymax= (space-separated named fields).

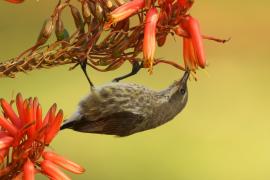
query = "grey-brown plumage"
xmin=61 ymin=71 xmax=190 ymax=136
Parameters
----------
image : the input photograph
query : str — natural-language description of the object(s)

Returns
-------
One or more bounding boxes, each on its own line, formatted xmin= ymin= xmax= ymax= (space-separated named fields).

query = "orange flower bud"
xmin=183 ymin=37 xmax=197 ymax=70
xmin=41 ymin=160 xmax=71 ymax=180
xmin=0 ymin=116 xmax=18 ymax=137
xmin=143 ymin=8 xmax=159 ymax=72
xmin=23 ymin=158 xmax=35 ymax=180
xmin=1 ymin=98 xmax=21 ymax=128
xmin=104 ymin=0 xmax=145 ymax=29
xmin=44 ymin=109 xmax=63 ymax=145
xmin=0 ymin=136 xmax=13 ymax=150
xmin=16 ymin=93 xmax=25 ymax=124
xmin=35 ymin=104 xmax=42 ymax=131
xmin=26 ymin=102 xmax=35 ymax=139
xmin=42 ymin=151 xmax=85 ymax=174
xmin=181 ymin=15 xmax=206 ymax=69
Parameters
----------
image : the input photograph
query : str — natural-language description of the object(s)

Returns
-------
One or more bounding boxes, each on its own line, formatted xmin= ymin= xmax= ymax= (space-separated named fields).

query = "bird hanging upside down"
xmin=61 ymin=71 xmax=190 ymax=137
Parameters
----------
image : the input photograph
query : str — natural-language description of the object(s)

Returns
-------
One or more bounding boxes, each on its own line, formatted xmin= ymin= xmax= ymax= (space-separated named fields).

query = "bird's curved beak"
xmin=181 ymin=71 xmax=190 ymax=84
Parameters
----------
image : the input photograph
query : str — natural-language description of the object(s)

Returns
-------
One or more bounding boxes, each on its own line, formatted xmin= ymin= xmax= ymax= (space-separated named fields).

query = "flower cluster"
xmin=105 ymin=0 xmax=227 ymax=73
xmin=0 ymin=93 xmax=85 ymax=179
xmin=3 ymin=0 xmax=227 ymax=79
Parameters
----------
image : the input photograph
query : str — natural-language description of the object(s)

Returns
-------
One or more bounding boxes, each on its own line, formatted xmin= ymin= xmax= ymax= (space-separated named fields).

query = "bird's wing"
xmin=79 ymin=83 xmax=158 ymax=120
xmin=70 ymin=111 xmax=144 ymax=137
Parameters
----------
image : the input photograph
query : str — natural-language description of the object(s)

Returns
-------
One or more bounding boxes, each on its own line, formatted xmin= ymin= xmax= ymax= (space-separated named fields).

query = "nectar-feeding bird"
xmin=61 ymin=71 xmax=190 ymax=136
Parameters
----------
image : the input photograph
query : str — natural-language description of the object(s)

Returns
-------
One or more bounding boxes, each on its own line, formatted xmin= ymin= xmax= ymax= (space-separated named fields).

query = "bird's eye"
xmin=180 ymin=88 xmax=186 ymax=95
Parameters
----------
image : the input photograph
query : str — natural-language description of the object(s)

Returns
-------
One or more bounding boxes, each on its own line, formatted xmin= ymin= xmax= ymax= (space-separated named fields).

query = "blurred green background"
xmin=1 ymin=0 xmax=270 ymax=179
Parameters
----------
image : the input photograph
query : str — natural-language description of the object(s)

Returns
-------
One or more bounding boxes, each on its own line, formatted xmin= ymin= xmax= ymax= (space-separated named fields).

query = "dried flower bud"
xmin=82 ymin=1 xmax=92 ymax=23
xmin=37 ymin=18 xmax=54 ymax=45
xmin=87 ymin=1 xmax=96 ymax=16
xmin=55 ymin=18 xmax=69 ymax=42
xmin=114 ymin=0 xmax=126 ymax=6
xmin=70 ymin=5 xmax=85 ymax=34
xmin=104 ymin=0 xmax=115 ymax=10
xmin=95 ymin=2 xmax=104 ymax=22
xmin=55 ymin=18 xmax=63 ymax=38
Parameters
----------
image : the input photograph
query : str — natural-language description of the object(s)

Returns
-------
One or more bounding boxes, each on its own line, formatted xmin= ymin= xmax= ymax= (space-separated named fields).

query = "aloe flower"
xmin=104 ymin=0 xmax=145 ymax=29
xmin=180 ymin=15 xmax=206 ymax=70
xmin=143 ymin=7 xmax=159 ymax=73
xmin=0 ymin=93 xmax=85 ymax=179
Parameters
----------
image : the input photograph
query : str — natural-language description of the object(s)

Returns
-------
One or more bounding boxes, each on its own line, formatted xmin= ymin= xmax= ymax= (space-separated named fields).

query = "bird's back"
xmin=80 ymin=82 xmax=159 ymax=121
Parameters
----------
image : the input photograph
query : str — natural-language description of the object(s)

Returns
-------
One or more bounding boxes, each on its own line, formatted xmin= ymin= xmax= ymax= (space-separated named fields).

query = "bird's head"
xmin=178 ymin=70 xmax=190 ymax=95
xmin=166 ymin=71 xmax=190 ymax=104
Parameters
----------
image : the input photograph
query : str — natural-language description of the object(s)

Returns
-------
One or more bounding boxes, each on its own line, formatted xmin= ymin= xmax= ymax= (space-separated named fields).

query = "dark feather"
xmin=65 ymin=111 xmax=144 ymax=137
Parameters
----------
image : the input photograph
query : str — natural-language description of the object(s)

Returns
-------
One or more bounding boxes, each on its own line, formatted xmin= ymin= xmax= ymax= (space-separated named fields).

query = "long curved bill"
xmin=181 ymin=71 xmax=190 ymax=83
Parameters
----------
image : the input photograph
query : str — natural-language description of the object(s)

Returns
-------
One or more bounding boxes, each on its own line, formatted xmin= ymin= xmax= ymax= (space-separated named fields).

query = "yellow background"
xmin=1 ymin=0 xmax=270 ymax=179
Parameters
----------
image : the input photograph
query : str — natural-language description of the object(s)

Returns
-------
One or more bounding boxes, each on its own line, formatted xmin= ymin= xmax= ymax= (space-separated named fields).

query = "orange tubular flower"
xmin=104 ymin=0 xmax=145 ymax=29
xmin=41 ymin=160 xmax=72 ymax=180
xmin=0 ymin=93 xmax=85 ymax=180
xmin=180 ymin=15 xmax=206 ymax=70
xmin=42 ymin=152 xmax=85 ymax=174
xmin=23 ymin=159 xmax=35 ymax=180
xmin=143 ymin=7 xmax=159 ymax=73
